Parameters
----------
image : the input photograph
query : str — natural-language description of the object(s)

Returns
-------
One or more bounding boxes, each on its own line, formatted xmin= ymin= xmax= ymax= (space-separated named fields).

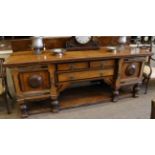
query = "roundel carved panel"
xmin=125 ymin=64 xmax=136 ymax=76
xmin=28 ymin=75 xmax=43 ymax=88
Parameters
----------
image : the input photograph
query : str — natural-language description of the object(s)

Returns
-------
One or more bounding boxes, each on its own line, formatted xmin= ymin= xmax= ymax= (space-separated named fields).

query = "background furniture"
xmin=0 ymin=58 xmax=12 ymax=113
xmin=151 ymin=99 xmax=155 ymax=119
xmin=142 ymin=37 xmax=155 ymax=94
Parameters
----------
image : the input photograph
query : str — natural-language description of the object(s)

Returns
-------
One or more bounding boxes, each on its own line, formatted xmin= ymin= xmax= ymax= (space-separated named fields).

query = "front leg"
xmin=112 ymin=89 xmax=119 ymax=102
xmin=18 ymin=100 xmax=29 ymax=118
xmin=50 ymin=90 xmax=60 ymax=113
xmin=133 ymin=83 xmax=141 ymax=98
xmin=48 ymin=64 xmax=60 ymax=113
xmin=51 ymin=99 xmax=60 ymax=113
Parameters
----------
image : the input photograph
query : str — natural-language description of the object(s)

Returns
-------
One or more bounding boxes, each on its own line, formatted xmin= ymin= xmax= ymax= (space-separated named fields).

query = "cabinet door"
xmin=120 ymin=57 xmax=146 ymax=85
xmin=19 ymin=70 xmax=50 ymax=92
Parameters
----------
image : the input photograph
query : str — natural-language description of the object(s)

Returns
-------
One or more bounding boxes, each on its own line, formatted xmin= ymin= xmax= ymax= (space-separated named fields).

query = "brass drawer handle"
xmin=69 ymin=64 xmax=76 ymax=70
xmin=68 ymin=76 xmax=75 ymax=80
xmin=100 ymin=63 xmax=104 ymax=68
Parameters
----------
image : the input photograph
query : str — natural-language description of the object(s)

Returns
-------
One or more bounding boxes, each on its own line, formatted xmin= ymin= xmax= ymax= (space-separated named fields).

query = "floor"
xmin=0 ymin=80 xmax=155 ymax=119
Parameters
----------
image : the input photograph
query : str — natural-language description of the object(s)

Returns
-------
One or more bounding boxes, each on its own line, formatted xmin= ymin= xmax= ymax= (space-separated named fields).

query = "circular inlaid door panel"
xmin=28 ymin=75 xmax=43 ymax=88
xmin=125 ymin=64 xmax=136 ymax=76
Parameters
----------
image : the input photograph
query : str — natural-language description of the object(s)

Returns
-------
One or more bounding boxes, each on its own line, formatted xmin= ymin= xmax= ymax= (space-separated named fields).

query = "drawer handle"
xmin=69 ymin=64 xmax=76 ymax=70
xmin=121 ymin=81 xmax=126 ymax=84
xmin=68 ymin=76 xmax=75 ymax=80
xmin=100 ymin=63 xmax=104 ymax=68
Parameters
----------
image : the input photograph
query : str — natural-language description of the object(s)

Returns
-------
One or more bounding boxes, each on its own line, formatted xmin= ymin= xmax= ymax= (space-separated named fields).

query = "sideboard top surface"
xmin=4 ymin=47 xmax=151 ymax=67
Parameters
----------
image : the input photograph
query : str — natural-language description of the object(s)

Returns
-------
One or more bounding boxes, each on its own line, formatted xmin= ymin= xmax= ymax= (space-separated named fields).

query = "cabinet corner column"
xmin=112 ymin=59 xmax=122 ymax=102
xmin=112 ymin=90 xmax=119 ymax=102
xmin=51 ymin=97 xmax=60 ymax=113
xmin=17 ymin=99 xmax=28 ymax=118
xmin=48 ymin=64 xmax=60 ymax=113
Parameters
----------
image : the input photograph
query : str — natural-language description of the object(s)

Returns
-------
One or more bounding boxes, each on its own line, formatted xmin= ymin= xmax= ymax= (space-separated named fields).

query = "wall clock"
xmin=66 ymin=36 xmax=99 ymax=51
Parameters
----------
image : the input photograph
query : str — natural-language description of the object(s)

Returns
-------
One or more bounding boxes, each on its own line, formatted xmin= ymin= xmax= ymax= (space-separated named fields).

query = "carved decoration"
xmin=125 ymin=64 xmax=136 ymax=76
xmin=28 ymin=75 xmax=43 ymax=88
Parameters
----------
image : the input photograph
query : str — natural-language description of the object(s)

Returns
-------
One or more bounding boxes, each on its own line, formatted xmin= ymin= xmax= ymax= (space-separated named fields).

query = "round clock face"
xmin=75 ymin=36 xmax=92 ymax=44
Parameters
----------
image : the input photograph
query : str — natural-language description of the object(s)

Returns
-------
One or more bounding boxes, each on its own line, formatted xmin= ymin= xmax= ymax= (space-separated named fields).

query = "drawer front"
xmin=90 ymin=60 xmax=115 ymax=69
xmin=57 ymin=62 xmax=89 ymax=71
xmin=58 ymin=69 xmax=114 ymax=82
xmin=19 ymin=70 xmax=50 ymax=92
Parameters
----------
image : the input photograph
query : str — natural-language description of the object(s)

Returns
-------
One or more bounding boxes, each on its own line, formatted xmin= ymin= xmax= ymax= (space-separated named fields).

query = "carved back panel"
xmin=11 ymin=36 xmax=129 ymax=52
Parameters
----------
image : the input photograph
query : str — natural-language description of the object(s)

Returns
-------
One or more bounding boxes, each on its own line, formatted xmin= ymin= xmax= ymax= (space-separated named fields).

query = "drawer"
xmin=90 ymin=60 xmax=115 ymax=69
xmin=58 ymin=69 xmax=114 ymax=82
xmin=57 ymin=62 xmax=89 ymax=71
xmin=19 ymin=70 xmax=50 ymax=92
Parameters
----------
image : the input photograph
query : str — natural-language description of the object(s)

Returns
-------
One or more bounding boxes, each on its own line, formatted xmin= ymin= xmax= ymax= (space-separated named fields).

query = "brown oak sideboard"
xmin=4 ymin=47 xmax=151 ymax=117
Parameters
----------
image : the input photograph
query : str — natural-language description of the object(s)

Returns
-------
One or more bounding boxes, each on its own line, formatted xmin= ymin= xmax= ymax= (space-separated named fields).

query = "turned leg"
xmin=112 ymin=89 xmax=119 ymax=102
xmin=18 ymin=100 xmax=28 ymax=118
xmin=133 ymin=83 xmax=140 ymax=98
xmin=51 ymin=99 xmax=60 ymax=113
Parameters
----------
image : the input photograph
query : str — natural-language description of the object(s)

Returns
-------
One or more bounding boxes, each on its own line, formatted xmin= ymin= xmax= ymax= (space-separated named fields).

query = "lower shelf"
xmin=60 ymin=83 xmax=112 ymax=109
xmin=25 ymin=82 xmax=133 ymax=115
xmin=26 ymin=83 xmax=112 ymax=115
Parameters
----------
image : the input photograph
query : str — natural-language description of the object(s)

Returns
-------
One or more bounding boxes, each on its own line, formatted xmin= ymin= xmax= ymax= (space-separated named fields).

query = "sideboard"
xmin=4 ymin=47 xmax=151 ymax=117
